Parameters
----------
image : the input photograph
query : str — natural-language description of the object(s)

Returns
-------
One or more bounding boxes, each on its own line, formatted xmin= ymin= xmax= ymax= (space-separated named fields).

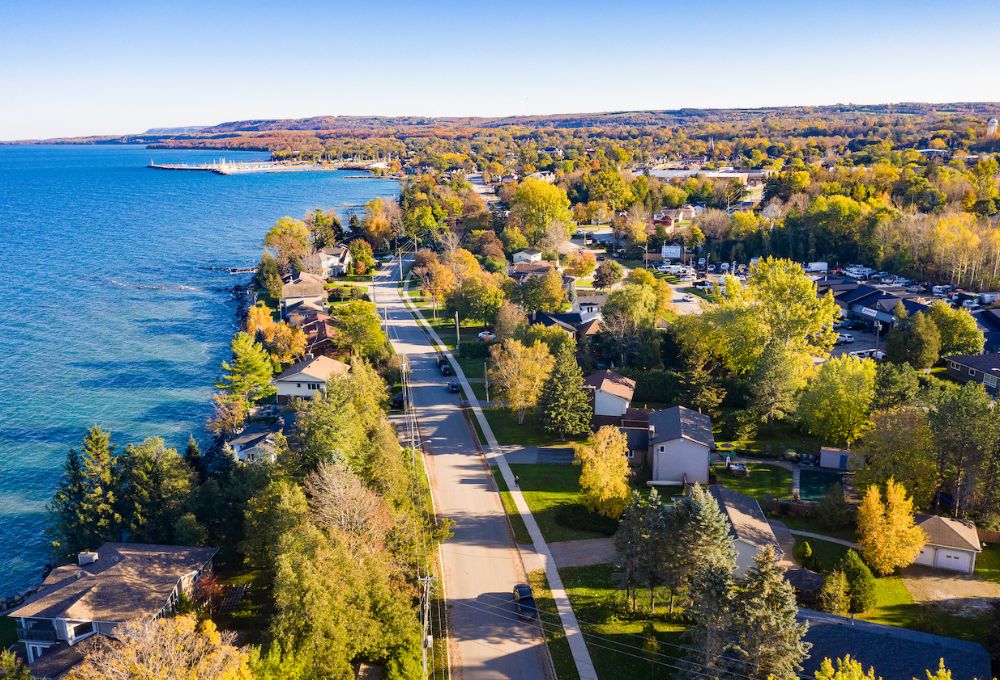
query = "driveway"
xmin=372 ymin=267 xmax=550 ymax=679
xmin=902 ymin=565 xmax=1000 ymax=616
xmin=502 ymin=446 xmax=575 ymax=465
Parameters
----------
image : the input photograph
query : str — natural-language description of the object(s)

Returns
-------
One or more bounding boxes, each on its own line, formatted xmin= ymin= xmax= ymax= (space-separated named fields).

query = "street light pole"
xmin=455 ymin=311 xmax=460 ymax=355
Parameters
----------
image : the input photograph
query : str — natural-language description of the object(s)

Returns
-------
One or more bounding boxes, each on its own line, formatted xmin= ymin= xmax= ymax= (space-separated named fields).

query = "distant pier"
xmin=148 ymin=159 xmax=388 ymax=175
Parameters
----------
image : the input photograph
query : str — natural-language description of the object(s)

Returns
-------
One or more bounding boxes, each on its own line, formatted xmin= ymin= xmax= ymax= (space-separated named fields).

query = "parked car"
xmin=478 ymin=330 xmax=496 ymax=342
xmin=835 ymin=333 xmax=855 ymax=345
xmin=849 ymin=348 xmax=885 ymax=361
xmin=390 ymin=392 xmax=405 ymax=409
xmin=512 ymin=584 xmax=537 ymax=620
xmin=707 ymin=264 xmax=717 ymax=272
xmin=447 ymin=381 xmax=460 ymax=393
xmin=440 ymin=363 xmax=453 ymax=376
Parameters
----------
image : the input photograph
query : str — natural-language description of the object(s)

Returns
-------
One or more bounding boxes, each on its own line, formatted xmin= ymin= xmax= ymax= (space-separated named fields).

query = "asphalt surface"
xmin=372 ymin=263 xmax=550 ymax=680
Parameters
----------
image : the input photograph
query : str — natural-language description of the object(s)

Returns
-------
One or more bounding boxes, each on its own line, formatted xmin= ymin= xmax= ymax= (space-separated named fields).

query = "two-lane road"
xmin=372 ymin=264 xmax=550 ymax=680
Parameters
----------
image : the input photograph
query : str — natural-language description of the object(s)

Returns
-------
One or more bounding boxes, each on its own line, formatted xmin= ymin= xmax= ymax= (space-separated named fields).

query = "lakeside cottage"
xmin=7 ymin=543 xmax=217 ymax=678
xmin=226 ymin=420 xmax=283 ymax=463
xmin=280 ymin=272 xmax=328 ymax=319
xmin=272 ymin=353 xmax=349 ymax=402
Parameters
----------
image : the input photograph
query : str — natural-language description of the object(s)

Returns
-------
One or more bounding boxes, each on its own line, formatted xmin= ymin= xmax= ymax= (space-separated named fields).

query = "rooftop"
xmin=584 ymin=369 xmax=636 ymax=401
xmin=946 ymin=352 xmax=1000 ymax=374
xmin=273 ymin=354 xmax=349 ymax=383
xmin=915 ymin=514 xmax=981 ymax=552
xmin=648 ymin=406 xmax=714 ymax=448
xmin=7 ymin=543 xmax=218 ymax=623
xmin=708 ymin=485 xmax=782 ymax=554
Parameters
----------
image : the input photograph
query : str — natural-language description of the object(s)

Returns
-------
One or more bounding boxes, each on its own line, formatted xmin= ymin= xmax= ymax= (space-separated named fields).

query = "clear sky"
xmin=3 ymin=0 xmax=999 ymax=139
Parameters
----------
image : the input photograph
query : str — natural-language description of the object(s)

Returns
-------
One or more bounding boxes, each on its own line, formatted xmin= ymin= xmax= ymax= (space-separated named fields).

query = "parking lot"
xmin=829 ymin=329 xmax=882 ymax=359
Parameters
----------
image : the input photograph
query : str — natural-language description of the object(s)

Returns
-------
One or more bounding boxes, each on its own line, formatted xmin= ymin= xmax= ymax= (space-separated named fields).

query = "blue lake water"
xmin=0 ymin=145 xmax=398 ymax=593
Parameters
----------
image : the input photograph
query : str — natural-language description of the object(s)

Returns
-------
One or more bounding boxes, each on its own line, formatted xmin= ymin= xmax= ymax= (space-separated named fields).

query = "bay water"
xmin=0 ymin=144 xmax=398 ymax=593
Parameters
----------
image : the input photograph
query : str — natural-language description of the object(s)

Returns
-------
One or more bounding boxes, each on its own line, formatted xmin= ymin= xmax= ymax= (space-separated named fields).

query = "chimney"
xmin=78 ymin=551 xmax=99 ymax=566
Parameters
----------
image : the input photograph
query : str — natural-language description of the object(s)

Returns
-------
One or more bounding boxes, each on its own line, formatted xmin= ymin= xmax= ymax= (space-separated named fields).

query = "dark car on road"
xmin=447 ymin=381 xmax=460 ymax=393
xmin=440 ymin=363 xmax=453 ymax=376
xmin=512 ymin=584 xmax=537 ymax=620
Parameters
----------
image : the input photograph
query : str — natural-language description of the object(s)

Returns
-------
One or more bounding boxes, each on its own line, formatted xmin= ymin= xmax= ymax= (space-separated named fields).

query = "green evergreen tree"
xmin=748 ymin=340 xmax=798 ymax=424
xmin=819 ymin=569 xmax=851 ymax=616
xmin=613 ymin=491 xmax=648 ymax=613
xmin=216 ymin=331 xmax=275 ymax=402
xmin=684 ymin=567 xmax=735 ymax=678
xmin=731 ymin=546 xmax=810 ymax=680
xmin=537 ymin=344 xmax=592 ymax=440
xmin=677 ymin=484 xmax=738 ymax=573
xmin=839 ymin=550 xmax=877 ymax=616
xmin=76 ymin=425 xmax=122 ymax=549
xmin=184 ymin=434 xmax=206 ymax=482
xmin=47 ymin=446 xmax=88 ymax=556
xmin=873 ymin=361 xmax=921 ymax=410
xmin=115 ymin=438 xmax=197 ymax=544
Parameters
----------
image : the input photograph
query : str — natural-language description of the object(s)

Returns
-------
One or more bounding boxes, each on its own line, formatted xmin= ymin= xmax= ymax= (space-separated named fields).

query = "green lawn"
xmin=214 ymin=568 xmax=271 ymax=644
xmin=528 ymin=570 xmax=581 ymax=680
xmin=457 ymin=356 xmax=487 ymax=379
xmin=560 ymin=564 xmax=688 ymax=680
xmin=483 ymin=407 xmax=587 ymax=448
xmin=794 ymin=536 xmax=851 ymax=572
xmin=509 ymin=464 xmax=611 ymax=543
xmin=779 ymin=515 xmax=858 ymax=543
xmin=712 ymin=463 xmax=792 ymax=500
xmin=975 ymin=544 xmax=1000 ymax=583
xmin=714 ymin=421 xmax=825 ymax=459
xmin=491 ymin=467 xmax=531 ymax=544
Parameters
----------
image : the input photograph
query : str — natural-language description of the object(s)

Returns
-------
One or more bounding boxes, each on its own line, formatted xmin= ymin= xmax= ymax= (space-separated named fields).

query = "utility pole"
xmin=455 ymin=311 xmax=460 ymax=355
xmin=484 ymin=362 xmax=489 ymax=403
xmin=419 ymin=575 xmax=433 ymax=676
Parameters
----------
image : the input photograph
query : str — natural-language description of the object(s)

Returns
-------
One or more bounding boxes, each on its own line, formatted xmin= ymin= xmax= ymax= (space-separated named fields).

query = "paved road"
xmin=372 ymin=263 xmax=550 ymax=680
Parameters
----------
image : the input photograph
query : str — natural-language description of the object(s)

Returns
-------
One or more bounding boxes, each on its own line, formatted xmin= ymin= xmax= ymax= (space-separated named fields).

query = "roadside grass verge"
xmin=491 ymin=467 xmax=531 ymax=544
xmin=483 ymin=408 xmax=587 ymax=448
xmin=509 ymin=464 xmax=608 ymax=543
xmin=529 ymin=569 xmax=581 ymax=680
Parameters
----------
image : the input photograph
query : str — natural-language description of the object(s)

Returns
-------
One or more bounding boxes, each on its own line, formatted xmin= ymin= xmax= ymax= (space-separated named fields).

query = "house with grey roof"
xmin=280 ymin=271 xmax=328 ymax=320
xmin=7 ymin=543 xmax=218 ymax=676
xmin=912 ymin=514 xmax=982 ymax=574
xmin=645 ymin=406 xmax=712 ymax=486
xmin=799 ymin=609 xmax=991 ymax=680
xmin=709 ymin=485 xmax=782 ymax=576
xmin=226 ymin=419 xmax=283 ymax=463
xmin=945 ymin=353 xmax=1000 ymax=395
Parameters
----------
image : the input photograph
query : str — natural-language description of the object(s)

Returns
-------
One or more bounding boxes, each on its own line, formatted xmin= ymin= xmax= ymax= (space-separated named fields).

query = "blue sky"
xmin=2 ymin=0 xmax=999 ymax=139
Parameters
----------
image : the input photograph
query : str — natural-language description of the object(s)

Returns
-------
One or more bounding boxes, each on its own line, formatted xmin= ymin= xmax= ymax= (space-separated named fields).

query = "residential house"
xmin=575 ymin=293 xmax=606 ymax=314
xmin=944 ymin=353 xmax=1000 ymax=395
xmin=971 ymin=308 xmax=1000 ymax=351
xmin=512 ymin=249 xmax=543 ymax=264
xmin=7 ymin=543 xmax=218 ymax=677
xmin=533 ymin=311 xmax=600 ymax=342
xmin=280 ymin=272 xmax=328 ymax=320
xmin=510 ymin=261 xmax=577 ymax=306
xmin=299 ymin=312 xmax=339 ymax=356
xmin=318 ymin=244 xmax=352 ymax=277
xmin=584 ymin=369 xmax=636 ymax=420
xmin=272 ymin=353 xmax=350 ymax=402
xmin=645 ymin=406 xmax=712 ymax=486
xmin=913 ymin=514 xmax=982 ymax=574
xmin=708 ymin=485 xmax=783 ymax=576
xmin=799 ymin=609 xmax=991 ymax=680
xmin=226 ymin=420 xmax=283 ymax=463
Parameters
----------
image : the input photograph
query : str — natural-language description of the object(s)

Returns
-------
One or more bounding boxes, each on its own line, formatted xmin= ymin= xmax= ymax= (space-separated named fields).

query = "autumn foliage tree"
xmin=857 ymin=479 xmax=926 ymax=576
xmin=487 ymin=339 xmax=554 ymax=423
xmin=574 ymin=426 xmax=631 ymax=519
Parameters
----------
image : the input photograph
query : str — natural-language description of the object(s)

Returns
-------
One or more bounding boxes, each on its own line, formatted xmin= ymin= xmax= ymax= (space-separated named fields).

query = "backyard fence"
xmin=978 ymin=528 xmax=1000 ymax=544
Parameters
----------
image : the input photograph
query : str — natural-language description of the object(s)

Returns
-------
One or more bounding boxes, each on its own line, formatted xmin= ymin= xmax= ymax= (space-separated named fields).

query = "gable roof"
xmin=915 ymin=514 xmax=981 ymax=552
xmin=648 ymin=406 xmax=714 ymax=448
xmin=584 ymin=370 xmax=636 ymax=401
xmin=7 ymin=543 xmax=217 ymax=622
xmin=228 ymin=421 xmax=282 ymax=449
xmin=799 ymin=609 xmax=991 ymax=680
xmin=273 ymin=354 xmax=349 ymax=383
xmin=281 ymin=272 xmax=327 ymax=299
xmin=708 ymin=485 xmax=782 ymax=554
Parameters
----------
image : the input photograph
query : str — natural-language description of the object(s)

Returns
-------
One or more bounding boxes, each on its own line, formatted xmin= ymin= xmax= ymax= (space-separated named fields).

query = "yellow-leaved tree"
xmin=574 ymin=426 xmax=631 ymax=519
xmin=857 ymin=478 xmax=926 ymax=576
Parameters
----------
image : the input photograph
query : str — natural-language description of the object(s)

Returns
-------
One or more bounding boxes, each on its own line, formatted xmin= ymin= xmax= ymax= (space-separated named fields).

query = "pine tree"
xmin=684 ymin=567 xmax=734 ymax=679
xmin=537 ymin=344 xmax=591 ymax=440
xmin=731 ymin=546 xmax=810 ymax=680
xmin=614 ymin=491 xmax=648 ymax=613
xmin=184 ymin=434 xmax=207 ymax=482
xmin=116 ymin=438 xmax=196 ymax=544
xmin=677 ymin=485 xmax=737 ymax=573
xmin=216 ymin=331 xmax=275 ymax=402
xmin=47 ymin=446 xmax=88 ymax=556
xmin=77 ymin=425 xmax=122 ymax=549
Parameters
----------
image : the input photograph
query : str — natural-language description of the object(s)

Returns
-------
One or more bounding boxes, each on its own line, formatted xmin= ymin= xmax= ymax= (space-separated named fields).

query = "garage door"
xmin=914 ymin=547 xmax=935 ymax=567
xmin=934 ymin=549 xmax=972 ymax=572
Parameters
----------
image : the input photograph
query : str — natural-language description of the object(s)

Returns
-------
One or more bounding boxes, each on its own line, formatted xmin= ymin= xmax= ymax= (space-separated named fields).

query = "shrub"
xmin=554 ymin=503 xmax=618 ymax=536
xmin=840 ymin=549 xmax=877 ymax=614
xmin=458 ymin=340 xmax=493 ymax=359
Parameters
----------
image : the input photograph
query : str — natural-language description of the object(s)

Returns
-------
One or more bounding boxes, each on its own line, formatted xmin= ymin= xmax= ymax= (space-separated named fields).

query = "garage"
xmin=914 ymin=514 xmax=982 ymax=575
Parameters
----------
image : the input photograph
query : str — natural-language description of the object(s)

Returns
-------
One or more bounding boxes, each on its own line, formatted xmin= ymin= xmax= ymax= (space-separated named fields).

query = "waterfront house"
xmin=913 ymin=514 xmax=982 ymax=574
xmin=708 ymin=485 xmax=783 ymax=576
xmin=944 ymin=353 xmax=1000 ymax=395
xmin=226 ymin=420 xmax=283 ymax=463
xmin=318 ymin=244 xmax=352 ymax=277
xmin=272 ymin=353 xmax=349 ymax=402
xmin=7 ymin=543 xmax=218 ymax=677
xmin=280 ymin=272 xmax=328 ymax=320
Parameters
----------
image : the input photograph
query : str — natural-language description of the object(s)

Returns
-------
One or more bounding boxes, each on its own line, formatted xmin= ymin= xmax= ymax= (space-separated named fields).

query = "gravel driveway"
xmin=902 ymin=565 xmax=1000 ymax=615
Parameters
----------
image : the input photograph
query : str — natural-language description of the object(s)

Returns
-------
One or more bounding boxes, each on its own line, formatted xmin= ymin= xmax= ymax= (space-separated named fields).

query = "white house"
xmin=709 ymin=485 xmax=783 ymax=576
xmin=226 ymin=421 xmax=283 ymax=463
xmin=512 ymin=248 xmax=543 ymax=264
xmin=318 ymin=244 xmax=352 ymax=277
xmin=913 ymin=514 xmax=982 ymax=574
xmin=280 ymin=272 xmax=328 ymax=319
xmin=272 ymin=354 xmax=349 ymax=402
xmin=819 ymin=446 xmax=862 ymax=471
xmin=646 ymin=406 xmax=712 ymax=485
xmin=584 ymin=369 xmax=635 ymax=418
xmin=7 ymin=543 xmax=217 ymax=677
